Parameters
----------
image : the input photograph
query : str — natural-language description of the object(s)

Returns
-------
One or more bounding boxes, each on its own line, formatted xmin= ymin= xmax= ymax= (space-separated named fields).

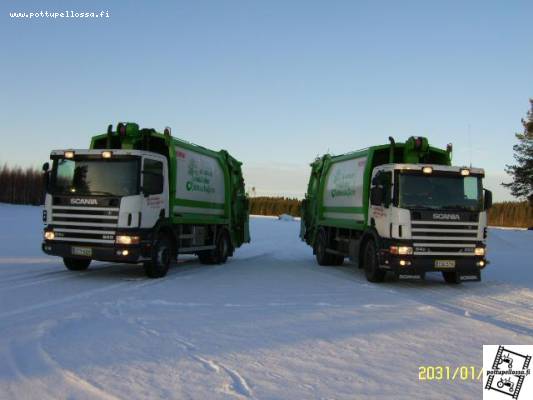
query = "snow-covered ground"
xmin=0 ymin=204 xmax=532 ymax=399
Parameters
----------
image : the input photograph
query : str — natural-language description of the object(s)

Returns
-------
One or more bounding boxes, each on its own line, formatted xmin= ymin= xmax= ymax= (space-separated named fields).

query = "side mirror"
xmin=42 ymin=162 xmax=50 ymax=192
xmin=370 ymin=186 xmax=384 ymax=206
xmin=484 ymin=189 xmax=493 ymax=210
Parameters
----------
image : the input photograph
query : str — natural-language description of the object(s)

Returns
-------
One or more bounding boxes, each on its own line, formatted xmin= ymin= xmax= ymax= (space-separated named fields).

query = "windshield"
xmin=398 ymin=173 xmax=482 ymax=211
xmin=51 ymin=158 xmax=139 ymax=197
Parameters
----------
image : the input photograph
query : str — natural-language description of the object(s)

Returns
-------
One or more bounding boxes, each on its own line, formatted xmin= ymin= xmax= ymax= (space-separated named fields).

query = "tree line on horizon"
xmin=246 ymin=196 xmax=532 ymax=228
xmin=0 ymin=164 xmax=43 ymax=205
xmin=0 ymin=167 xmax=531 ymax=228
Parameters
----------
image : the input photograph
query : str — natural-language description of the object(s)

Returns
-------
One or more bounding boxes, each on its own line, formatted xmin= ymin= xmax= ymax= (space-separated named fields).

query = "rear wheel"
xmin=315 ymin=229 xmax=335 ymax=266
xmin=144 ymin=235 xmax=172 ymax=278
xmin=332 ymin=254 xmax=344 ymax=266
xmin=214 ymin=230 xmax=230 ymax=264
xmin=63 ymin=257 xmax=91 ymax=271
xmin=442 ymin=271 xmax=461 ymax=284
xmin=198 ymin=251 xmax=213 ymax=264
xmin=363 ymin=240 xmax=385 ymax=282
xmin=198 ymin=230 xmax=230 ymax=265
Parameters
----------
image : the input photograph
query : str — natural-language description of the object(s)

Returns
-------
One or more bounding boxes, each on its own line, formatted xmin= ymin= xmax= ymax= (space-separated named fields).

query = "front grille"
xmin=411 ymin=220 xmax=479 ymax=256
xmin=51 ymin=205 xmax=118 ymax=244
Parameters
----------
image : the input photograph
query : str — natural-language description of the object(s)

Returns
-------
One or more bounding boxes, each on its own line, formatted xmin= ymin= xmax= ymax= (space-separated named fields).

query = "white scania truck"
xmin=42 ymin=123 xmax=250 ymax=278
xmin=301 ymin=136 xmax=493 ymax=283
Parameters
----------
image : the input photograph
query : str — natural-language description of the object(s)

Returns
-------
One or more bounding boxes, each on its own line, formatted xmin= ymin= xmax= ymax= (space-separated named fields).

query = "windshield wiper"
xmin=74 ymin=190 xmax=116 ymax=196
xmin=402 ymin=205 xmax=438 ymax=210
xmin=442 ymin=205 xmax=474 ymax=211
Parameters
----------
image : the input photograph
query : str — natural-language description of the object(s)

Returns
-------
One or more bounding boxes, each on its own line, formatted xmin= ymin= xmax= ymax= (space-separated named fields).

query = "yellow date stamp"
xmin=419 ymin=366 xmax=483 ymax=381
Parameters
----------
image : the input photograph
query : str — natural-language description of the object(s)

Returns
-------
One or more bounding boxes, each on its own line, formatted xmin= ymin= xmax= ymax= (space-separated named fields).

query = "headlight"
xmin=101 ymin=151 xmax=113 ymax=158
xmin=64 ymin=151 xmax=75 ymax=159
xmin=460 ymin=168 xmax=470 ymax=176
xmin=115 ymin=235 xmax=140 ymax=245
xmin=422 ymin=166 xmax=433 ymax=174
xmin=390 ymin=245 xmax=413 ymax=255
xmin=474 ymin=247 xmax=485 ymax=256
xmin=44 ymin=231 xmax=55 ymax=240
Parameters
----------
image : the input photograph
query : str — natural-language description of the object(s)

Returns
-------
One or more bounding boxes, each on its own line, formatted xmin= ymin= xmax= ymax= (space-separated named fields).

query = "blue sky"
xmin=2 ymin=0 xmax=532 ymax=200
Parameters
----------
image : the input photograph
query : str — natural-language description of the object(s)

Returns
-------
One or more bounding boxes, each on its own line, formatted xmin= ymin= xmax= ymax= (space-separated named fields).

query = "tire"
xmin=442 ymin=271 xmax=461 ymax=284
xmin=63 ymin=257 xmax=91 ymax=271
xmin=315 ymin=229 xmax=334 ymax=266
xmin=216 ymin=231 xmax=230 ymax=264
xmin=144 ymin=235 xmax=172 ymax=278
xmin=332 ymin=254 xmax=344 ymax=266
xmin=198 ymin=251 xmax=214 ymax=264
xmin=198 ymin=230 xmax=230 ymax=265
xmin=363 ymin=240 xmax=385 ymax=282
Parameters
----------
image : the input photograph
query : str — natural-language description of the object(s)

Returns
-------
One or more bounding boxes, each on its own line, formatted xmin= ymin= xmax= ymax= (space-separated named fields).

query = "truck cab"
xmin=369 ymin=163 xmax=491 ymax=282
xmin=43 ymin=149 xmax=169 ymax=267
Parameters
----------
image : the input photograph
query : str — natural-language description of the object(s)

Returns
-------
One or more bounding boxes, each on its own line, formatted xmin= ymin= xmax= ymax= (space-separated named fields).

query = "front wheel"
xmin=363 ymin=240 xmax=385 ymax=282
xmin=144 ymin=235 xmax=173 ymax=278
xmin=63 ymin=257 xmax=91 ymax=271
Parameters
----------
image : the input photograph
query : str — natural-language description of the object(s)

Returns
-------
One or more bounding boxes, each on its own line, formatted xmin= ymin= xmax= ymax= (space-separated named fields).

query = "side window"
xmin=143 ymin=159 xmax=163 ymax=195
xmin=54 ymin=159 xmax=75 ymax=193
xmin=372 ymin=171 xmax=392 ymax=207
xmin=463 ymin=176 xmax=478 ymax=200
xmin=382 ymin=172 xmax=392 ymax=207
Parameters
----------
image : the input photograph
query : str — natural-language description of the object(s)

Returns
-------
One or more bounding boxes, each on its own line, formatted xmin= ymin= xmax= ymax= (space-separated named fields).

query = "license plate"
xmin=71 ymin=246 xmax=92 ymax=257
xmin=435 ymin=260 xmax=455 ymax=269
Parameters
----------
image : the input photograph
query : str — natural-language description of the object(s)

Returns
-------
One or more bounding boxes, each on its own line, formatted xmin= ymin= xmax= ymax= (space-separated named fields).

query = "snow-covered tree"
xmin=503 ymin=99 xmax=533 ymax=205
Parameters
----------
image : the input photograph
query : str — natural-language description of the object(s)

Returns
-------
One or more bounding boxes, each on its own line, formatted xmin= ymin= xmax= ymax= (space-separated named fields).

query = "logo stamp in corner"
xmin=483 ymin=345 xmax=532 ymax=399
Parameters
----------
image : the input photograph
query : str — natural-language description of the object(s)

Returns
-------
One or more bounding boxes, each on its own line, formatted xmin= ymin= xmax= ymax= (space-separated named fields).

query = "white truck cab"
xmin=368 ymin=163 xmax=490 ymax=280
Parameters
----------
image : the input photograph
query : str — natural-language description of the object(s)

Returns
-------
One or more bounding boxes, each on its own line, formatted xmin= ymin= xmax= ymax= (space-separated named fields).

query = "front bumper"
xmin=379 ymin=253 xmax=487 ymax=277
xmin=42 ymin=241 xmax=149 ymax=263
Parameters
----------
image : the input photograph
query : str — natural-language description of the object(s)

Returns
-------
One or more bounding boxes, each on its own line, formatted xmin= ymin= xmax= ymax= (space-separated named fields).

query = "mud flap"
xmin=397 ymin=272 xmax=425 ymax=280
xmin=460 ymin=270 xmax=481 ymax=282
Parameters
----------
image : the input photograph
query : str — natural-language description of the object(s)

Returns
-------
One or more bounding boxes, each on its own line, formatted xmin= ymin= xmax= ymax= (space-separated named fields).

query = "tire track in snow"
xmin=138 ymin=326 xmax=253 ymax=398
xmin=394 ymin=281 xmax=533 ymax=336
xmin=193 ymin=356 xmax=253 ymax=399
xmin=4 ymin=320 xmax=121 ymax=400
xmin=0 ymin=269 xmax=66 ymax=286
xmin=0 ymin=272 xmax=88 ymax=291
xmin=0 ymin=281 xmax=129 ymax=320
xmin=61 ymin=370 xmax=121 ymax=400
xmin=321 ymin=265 xmax=533 ymax=336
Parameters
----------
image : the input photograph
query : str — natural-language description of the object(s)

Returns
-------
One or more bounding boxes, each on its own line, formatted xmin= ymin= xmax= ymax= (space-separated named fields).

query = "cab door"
xmin=369 ymin=169 xmax=393 ymax=238
xmin=140 ymin=156 xmax=169 ymax=228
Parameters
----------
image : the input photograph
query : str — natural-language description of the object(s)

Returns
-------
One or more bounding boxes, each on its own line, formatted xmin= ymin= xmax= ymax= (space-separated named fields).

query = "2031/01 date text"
xmin=419 ymin=366 xmax=483 ymax=381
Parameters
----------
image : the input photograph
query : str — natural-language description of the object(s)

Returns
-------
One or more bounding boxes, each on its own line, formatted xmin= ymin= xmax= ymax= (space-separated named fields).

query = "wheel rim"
xmin=158 ymin=246 xmax=170 ymax=266
xmin=365 ymin=244 xmax=375 ymax=271
xmin=221 ymin=236 xmax=228 ymax=258
xmin=317 ymin=235 xmax=325 ymax=260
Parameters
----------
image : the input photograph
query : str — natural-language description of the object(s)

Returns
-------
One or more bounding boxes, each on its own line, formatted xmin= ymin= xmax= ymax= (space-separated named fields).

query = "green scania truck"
xmin=300 ymin=136 xmax=493 ymax=284
xmin=42 ymin=122 xmax=250 ymax=278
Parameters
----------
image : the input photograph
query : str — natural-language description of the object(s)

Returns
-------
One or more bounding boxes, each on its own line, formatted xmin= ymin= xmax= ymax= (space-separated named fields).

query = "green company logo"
xmin=186 ymin=159 xmax=215 ymax=194
xmin=331 ymin=169 xmax=356 ymax=198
